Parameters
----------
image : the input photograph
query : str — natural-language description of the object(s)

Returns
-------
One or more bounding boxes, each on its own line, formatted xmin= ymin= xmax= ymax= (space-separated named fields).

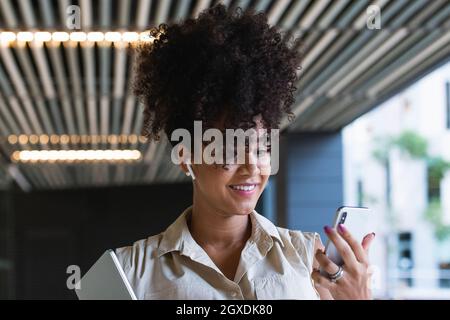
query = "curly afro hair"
xmin=133 ymin=3 xmax=302 ymax=145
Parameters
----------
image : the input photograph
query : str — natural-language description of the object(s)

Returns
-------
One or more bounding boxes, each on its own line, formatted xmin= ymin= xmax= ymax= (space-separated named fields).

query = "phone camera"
xmin=340 ymin=212 xmax=347 ymax=223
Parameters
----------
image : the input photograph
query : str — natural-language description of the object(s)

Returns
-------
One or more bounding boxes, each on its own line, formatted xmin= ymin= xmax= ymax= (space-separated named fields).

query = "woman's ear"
xmin=185 ymin=164 xmax=196 ymax=180
xmin=179 ymin=162 xmax=188 ymax=175
xmin=177 ymin=144 xmax=195 ymax=179
xmin=179 ymin=162 xmax=196 ymax=180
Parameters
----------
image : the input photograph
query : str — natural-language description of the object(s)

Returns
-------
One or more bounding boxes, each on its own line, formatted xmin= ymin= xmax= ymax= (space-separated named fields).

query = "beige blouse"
xmin=115 ymin=206 xmax=321 ymax=300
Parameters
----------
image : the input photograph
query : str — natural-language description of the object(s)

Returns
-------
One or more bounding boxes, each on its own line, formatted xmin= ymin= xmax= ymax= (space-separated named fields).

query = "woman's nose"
xmin=239 ymin=152 xmax=260 ymax=176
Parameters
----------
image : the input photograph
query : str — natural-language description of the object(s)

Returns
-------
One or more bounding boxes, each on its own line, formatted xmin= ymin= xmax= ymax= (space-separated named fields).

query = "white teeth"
xmin=231 ymin=184 xmax=256 ymax=191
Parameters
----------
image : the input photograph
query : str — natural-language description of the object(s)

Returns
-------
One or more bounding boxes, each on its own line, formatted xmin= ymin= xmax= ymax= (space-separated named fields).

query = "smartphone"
xmin=321 ymin=206 xmax=372 ymax=273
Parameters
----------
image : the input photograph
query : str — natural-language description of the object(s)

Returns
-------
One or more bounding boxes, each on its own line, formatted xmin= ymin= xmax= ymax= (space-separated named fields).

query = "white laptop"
xmin=75 ymin=249 xmax=137 ymax=300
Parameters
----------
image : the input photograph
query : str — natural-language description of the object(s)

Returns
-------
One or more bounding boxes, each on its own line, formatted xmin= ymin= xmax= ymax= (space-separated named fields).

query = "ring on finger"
xmin=328 ymin=266 xmax=345 ymax=283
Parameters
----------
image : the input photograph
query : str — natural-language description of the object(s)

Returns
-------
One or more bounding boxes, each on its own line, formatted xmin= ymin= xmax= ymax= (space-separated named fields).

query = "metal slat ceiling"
xmin=284 ymin=0 xmax=450 ymax=131
xmin=0 ymin=0 xmax=449 ymax=191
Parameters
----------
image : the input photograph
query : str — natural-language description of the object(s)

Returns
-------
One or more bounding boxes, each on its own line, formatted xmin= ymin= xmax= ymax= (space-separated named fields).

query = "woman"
xmin=116 ymin=4 xmax=375 ymax=300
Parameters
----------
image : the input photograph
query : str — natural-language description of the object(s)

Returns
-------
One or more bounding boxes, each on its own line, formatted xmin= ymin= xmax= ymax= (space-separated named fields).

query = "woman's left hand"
xmin=311 ymin=224 xmax=376 ymax=300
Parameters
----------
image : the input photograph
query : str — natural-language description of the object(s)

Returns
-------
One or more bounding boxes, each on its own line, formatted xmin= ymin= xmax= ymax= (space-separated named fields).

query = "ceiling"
xmin=0 ymin=0 xmax=449 ymax=191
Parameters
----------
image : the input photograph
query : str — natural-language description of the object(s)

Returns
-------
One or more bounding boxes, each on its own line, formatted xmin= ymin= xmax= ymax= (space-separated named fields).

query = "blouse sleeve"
xmin=288 ymin=230 xmax=321 ymax=273
xmin=301 ymin=232 xmax=321 ymax=272
xmin=302 ymin=232 xmax=320 ymax=272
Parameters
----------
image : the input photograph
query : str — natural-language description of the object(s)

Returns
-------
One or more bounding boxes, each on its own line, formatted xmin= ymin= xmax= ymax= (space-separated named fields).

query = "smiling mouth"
xmin=228 ymin=184 xmax=258 ymax=192
xmin=230 ymin=184 xmax=256 ymax=191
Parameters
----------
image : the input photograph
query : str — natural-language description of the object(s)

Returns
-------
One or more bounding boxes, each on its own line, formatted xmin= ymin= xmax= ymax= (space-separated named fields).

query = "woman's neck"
xmin=189 ymin=198 xmax=251 ymax=248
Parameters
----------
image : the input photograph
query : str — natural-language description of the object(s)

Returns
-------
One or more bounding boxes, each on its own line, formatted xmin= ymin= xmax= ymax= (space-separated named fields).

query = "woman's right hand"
xmin=311 ymin=224 xmax=375 ymax=300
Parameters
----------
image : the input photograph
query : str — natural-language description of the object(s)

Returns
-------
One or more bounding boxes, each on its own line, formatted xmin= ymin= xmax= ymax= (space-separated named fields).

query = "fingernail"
xmin=338 ymin=224 xmax=346 ymax=233
xmin=324 ymin=226 xmax=332 ymax=234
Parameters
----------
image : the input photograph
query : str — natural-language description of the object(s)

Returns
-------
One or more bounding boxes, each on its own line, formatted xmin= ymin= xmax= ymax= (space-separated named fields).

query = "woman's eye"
xmin=257 ymin=146 xmax=271 ymax=156
xmin=221 ymin=146 xmax=234 ymax=163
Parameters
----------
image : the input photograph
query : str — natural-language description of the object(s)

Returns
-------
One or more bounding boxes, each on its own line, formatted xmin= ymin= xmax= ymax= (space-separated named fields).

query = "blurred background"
xmin=0 ymin=0 xmax=449 ymax=299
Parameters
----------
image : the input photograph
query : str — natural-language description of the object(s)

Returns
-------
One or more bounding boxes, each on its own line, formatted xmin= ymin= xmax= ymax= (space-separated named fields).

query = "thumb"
xmin=361 ymin=232 xmax=376 ymax=254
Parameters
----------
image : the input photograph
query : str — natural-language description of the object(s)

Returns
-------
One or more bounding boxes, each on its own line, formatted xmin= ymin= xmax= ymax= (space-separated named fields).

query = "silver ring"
xmin=328 ymin=266 xmax=344 ymax=283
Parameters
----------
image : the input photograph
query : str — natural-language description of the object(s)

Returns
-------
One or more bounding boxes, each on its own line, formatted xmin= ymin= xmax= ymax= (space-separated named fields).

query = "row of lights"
xmin=0 ymin=31 xmax=154 ymax=45
xmin=11 ymin=149 xmax=142 ymax=163
xmin=7 ymin=134 xmax=148 ymax=145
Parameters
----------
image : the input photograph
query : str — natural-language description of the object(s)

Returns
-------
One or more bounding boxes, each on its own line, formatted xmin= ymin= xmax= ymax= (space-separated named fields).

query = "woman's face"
xmin=191 ymin=153 xmax=270 ymax=216
xmin=186 ymin=116 xmax=272 ymax=216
